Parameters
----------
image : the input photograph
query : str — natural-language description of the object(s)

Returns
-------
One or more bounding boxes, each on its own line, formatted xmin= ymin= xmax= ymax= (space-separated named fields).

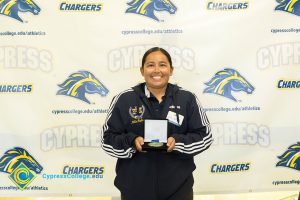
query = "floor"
xmin=0 ymin=191 xmax=299 ymax=200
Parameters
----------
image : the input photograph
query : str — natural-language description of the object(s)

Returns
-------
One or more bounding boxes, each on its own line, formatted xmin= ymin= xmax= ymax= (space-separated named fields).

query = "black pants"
xmin=121 ymin=189 xmax=193 ymax=200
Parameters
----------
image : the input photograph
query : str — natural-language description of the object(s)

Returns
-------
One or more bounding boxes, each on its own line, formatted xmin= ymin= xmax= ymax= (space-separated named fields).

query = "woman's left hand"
xmin=167 ymin=137 xmax=175 ymax=152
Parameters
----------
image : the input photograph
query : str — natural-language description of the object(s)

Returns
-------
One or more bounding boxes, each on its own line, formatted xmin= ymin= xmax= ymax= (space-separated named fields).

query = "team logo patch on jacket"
xmin=129 ymin=105 xmax=145 ymax=119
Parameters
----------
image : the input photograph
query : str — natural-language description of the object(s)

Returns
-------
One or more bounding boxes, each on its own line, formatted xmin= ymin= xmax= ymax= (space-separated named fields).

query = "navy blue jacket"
xmin=101 ymin=83 xmax=212 ymax=200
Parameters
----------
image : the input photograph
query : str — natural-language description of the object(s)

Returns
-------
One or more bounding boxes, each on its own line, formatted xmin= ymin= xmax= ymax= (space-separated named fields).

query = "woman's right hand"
xmin=134 ymin=136 xmax=144 ymax=152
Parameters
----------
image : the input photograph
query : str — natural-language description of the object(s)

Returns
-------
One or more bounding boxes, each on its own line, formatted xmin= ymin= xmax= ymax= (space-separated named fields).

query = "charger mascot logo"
xmin=57 ymin=70 xmax=109 ymax=104
xmin=204 ymin=68 xmax=255 ymax=102
xmin=276 ymin=142 xmax=300 ymax=171
xmin=0 ymin=0 xmax=40 ymax=22
xmin=275 ymin=0 xmax=300 ymax=16
xmin=0 ymin=147 xmax=43 ymax=190
xmin=126 ymin=0 xmax=177 ymax=21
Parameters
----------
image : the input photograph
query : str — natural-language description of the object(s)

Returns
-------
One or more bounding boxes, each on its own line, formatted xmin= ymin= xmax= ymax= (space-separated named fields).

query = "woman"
xmin=101 ymin=47 xmax=212 ymax=200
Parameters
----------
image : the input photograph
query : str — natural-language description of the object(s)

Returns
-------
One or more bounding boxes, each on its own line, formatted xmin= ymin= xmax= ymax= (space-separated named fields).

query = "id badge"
xmin=166 ymin=111 xmax=184 ymax=126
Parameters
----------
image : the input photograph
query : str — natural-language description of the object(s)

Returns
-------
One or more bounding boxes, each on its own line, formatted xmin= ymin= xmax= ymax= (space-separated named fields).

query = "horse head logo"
xmin=204 ymin=68 xmax=255 ymax=102
xmin=57 ymin=70 xmax=109 ymax=104
xmin=277 ymin=142 xmax=300 ymax=171
xmin=126 ymin=0 xmax=177 ymax=21
xmin=0 ymin=0 xmax=40 ymax=22
xmin=275 ymin=0 xmax=300 ymax=16
xmin=0 ymin=147 xmax=43 ymax=174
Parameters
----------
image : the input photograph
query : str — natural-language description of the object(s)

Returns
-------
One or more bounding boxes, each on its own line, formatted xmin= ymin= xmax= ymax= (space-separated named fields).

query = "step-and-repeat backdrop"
xmin=0 ymin=0 xmax=299 ymax=197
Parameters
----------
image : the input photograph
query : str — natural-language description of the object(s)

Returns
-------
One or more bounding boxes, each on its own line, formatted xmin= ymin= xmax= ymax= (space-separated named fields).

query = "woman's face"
xmin=140 ymin=51 xmax=173 ymax=90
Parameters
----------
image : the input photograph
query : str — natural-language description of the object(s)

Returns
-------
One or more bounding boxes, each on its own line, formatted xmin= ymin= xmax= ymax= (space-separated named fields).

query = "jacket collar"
xmin=144 ymin=85 xmax=151 ymax=98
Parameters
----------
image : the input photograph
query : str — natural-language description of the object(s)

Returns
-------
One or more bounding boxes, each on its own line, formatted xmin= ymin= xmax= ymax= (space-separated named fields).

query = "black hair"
xmin=141 ymin=47 xmax=173 ymax=68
